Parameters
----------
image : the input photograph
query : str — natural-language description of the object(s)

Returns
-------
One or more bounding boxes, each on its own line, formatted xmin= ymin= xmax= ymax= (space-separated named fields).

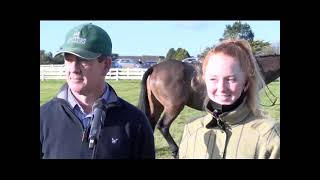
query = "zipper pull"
xmin=212 ymin=109 xmax=226 ymax=131
xmin=217 ymin=118 xmax=226 ymax=131
xmin=82 ymin=128 xmax=88 ymax=142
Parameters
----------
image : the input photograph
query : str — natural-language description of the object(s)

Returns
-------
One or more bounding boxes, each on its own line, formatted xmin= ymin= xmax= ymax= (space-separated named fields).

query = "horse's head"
xmin=194 ymin=54 xmax=280 ymax=85
xmin=255 ymin=54 xmax=280 ymax=84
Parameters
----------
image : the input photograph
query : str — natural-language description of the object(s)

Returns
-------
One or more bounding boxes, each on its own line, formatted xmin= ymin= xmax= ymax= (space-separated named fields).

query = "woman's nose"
xmin=217 ymin=79 xmax=227 ymax=92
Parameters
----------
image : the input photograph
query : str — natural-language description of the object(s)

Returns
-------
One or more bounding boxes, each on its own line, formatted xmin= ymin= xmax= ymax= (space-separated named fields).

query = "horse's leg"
xmin=147 ymin=84 xmax=164 ymax=131
xmin=148 ymin=94 xmax=163 ymax=132
xmin=156 ymin=106 xmax=184 ymax=159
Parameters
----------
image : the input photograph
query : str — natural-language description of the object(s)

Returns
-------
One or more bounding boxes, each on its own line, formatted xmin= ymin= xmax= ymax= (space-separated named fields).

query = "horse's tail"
xmin=138 ymin=67 xmax=154 ymax=123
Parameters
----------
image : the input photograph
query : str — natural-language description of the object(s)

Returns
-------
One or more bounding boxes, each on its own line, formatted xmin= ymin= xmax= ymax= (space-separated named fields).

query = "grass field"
xmin=40 ymin=79 xmax=280 ymax=159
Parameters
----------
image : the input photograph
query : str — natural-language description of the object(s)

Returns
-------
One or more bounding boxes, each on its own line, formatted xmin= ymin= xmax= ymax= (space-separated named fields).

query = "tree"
xmin=221 ymin=21 xmax=254 ymax=42
xmin=197 ymin=22 xmax=277 ymax=58
xmin=271 ymin=41 xmax=280 ymax=54
xmin=52 ymin=54 xmax=64 ymax=64
xmin=175 ymin=48 xmax=190 ymax=61
xmin=163 ymin=48 xmax=191 ymax=62
xmin=40 ymin=50 xmax=45 ymax=64
xmin=197 ymin=46 xmax=214 ymax=61
xmin=251 ymin=40 xmax=271 ymax=55
xmin=46 ymin=52 xmax=54 ymax=63
xmin=40 ymin=50 xmax=64 ymax=64
xmin=258 ymin=41 xmax=280 ymax=55
xmin=40 ymin=50 xmax=50 ymax=64
xmin=220 ymin=21 xmax=273 ymax=55
xmin=158 ymin=56 xmax=165 ymax=63
xmin=165 ymin=48 xmax=176 ymax=61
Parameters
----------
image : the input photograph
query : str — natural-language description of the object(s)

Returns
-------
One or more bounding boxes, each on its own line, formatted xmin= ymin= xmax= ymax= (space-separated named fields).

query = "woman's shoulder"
xmin=184 ymin=114 xmax=211 ymax=133
xmin=246 ymin=116 xmax=280 ymax=137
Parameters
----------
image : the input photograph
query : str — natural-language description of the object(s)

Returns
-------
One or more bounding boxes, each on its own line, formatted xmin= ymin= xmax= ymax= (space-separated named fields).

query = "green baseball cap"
xmin=54 ymin=23 xmax=112 ymax=60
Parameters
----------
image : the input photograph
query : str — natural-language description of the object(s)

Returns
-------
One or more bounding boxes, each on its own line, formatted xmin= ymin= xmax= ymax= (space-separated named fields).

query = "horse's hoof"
xmin=172 ymin=153 xmax=179 ymax=159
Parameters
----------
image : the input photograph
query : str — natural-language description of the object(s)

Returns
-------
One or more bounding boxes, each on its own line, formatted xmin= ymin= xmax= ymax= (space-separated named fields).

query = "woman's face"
xmin=204 ymin=53 xmax=248 ymax=105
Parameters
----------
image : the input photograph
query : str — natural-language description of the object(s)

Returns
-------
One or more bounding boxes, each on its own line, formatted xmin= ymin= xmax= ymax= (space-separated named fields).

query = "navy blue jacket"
xmin=40 ymin=83 xmax=155 ymax=159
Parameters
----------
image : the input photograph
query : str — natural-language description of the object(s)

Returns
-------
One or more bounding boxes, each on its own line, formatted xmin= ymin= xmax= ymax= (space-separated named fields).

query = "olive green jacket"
xmin=179 ymin=98 xmax=280 ymax=159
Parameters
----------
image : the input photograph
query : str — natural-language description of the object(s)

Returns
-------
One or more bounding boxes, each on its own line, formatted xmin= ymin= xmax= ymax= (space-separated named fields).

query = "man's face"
xmin=64 ymin=53 xmax=110 ymax=95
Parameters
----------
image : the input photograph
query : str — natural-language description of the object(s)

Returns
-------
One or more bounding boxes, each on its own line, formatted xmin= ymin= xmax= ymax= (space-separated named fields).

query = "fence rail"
xmin=40 ymin=65 xmax=147 ymax=81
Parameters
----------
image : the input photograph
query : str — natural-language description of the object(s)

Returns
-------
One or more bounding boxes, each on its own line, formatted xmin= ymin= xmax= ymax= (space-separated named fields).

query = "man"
xmin=40 ymin=23 xmax=155 ymax=159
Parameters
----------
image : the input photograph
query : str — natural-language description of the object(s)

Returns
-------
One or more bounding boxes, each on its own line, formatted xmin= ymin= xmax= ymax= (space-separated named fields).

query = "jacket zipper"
xmin=213 ymin=110 xmax=229 ymax=159
xmin=63 ymin=104 xmax=89 ymax=142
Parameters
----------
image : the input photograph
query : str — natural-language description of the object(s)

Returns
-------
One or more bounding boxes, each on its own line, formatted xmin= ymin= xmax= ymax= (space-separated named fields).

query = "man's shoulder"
xmin=40 ymin=98 xmax=56 ymax=111
xmin=40 ymin=98 xmax=68 ymax=113
xmin=116 ymin=97 xmax=145 ymax=118
xmin=110 ymin=98 xmax=151 ymax=130
xmin=107 ymin=84 xmax=144 ymax=117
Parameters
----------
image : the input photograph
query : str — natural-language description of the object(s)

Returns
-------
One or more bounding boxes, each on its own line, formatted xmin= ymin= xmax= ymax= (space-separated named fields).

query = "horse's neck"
xmin=256 ymin=55 xmax=280 ymax=85
xmin=189 ymin=64 xmax=207 ymax=111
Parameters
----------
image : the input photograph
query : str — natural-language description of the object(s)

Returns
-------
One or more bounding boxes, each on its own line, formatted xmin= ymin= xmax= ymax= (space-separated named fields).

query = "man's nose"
xmin=67 ymin=60 xmax=81 ymax=73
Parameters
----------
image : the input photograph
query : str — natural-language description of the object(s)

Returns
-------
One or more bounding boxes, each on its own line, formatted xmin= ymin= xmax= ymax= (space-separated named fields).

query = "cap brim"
xmin=54 ymin=48 xmax=101 ymax=60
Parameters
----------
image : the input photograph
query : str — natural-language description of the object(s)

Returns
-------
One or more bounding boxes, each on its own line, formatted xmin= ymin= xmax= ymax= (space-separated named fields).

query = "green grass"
xmin=40 ymin=80 xmax=66 ymax=105
xmin=260 ymin=80 xmax=280 ymax=121
xmin=40 ymin=79 xmax=280 ymax=159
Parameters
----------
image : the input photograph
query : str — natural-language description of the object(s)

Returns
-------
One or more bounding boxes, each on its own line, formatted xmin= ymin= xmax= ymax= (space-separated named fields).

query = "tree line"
xmin=165 ymin=21 xmax=280 ymax=62
xmin=40 ymin=50 xmax=64 ymax=65
xmin=41 ymin=21 xmax=279 ymax=65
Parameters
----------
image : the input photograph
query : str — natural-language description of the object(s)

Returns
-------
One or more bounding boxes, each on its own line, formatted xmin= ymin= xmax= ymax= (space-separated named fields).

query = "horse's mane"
xmin=255 ymin=54 xmax=280 ymax=58
xmin=191 ymin=62 xmax=205 ymax=86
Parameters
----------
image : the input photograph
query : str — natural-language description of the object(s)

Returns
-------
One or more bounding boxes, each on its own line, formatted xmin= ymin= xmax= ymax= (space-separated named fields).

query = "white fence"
xmin=40 ymin=65 xmax=147 ymax=81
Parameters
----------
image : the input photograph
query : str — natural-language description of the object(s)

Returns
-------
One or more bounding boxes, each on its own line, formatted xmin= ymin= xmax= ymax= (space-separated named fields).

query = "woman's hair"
xmin=202 ymin=39 xmax=266 ymax=117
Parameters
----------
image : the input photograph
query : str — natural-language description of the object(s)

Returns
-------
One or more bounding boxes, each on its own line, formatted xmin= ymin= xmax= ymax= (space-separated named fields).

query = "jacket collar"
xmin=56 ymin=82 xmax=120 ymax=107
xmin=203 ymin=96 xmax=251 ymax=127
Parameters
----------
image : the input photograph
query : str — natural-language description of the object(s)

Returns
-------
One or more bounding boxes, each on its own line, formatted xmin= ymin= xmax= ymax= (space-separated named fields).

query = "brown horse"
xmin=138 ymin=54 xmax=280 ymax=158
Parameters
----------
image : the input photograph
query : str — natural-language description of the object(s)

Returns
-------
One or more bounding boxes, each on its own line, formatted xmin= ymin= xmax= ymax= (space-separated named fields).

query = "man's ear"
xmin=105 ymin=57 xmax=112 ymax=69
xmin=102 ymin=56 xmax=112 ymax=76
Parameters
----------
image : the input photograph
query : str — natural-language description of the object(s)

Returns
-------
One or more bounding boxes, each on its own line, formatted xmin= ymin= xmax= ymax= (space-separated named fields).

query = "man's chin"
xmin=68 ymin=83 xmax=84 ymax=93
xmin=69 ymin=78 xmax=84 ymax=83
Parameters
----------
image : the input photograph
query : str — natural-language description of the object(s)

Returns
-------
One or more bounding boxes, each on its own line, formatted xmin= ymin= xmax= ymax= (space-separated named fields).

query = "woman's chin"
xmin=213 ymin=97 xmax=234 ymax=105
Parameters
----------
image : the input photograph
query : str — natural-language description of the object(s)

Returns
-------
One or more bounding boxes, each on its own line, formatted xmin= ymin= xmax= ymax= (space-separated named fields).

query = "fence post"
xmin=127 ymin=68 xmax=129 ymax=78
xmin=107 ymin=69 xmax=110 ymax=78
xmin=116 ymin=68 xmax=119 ymax=81
xmin=60 ymin=68 xmax=64 ymax=79
xmin=41 ymin=69 xmax=45 ymax=81
xmin=140 ymin=69 xmax=144 ymax=80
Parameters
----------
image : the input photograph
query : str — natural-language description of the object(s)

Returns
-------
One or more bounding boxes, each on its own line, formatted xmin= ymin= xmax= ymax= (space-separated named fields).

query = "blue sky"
xmin=40 ymin=20 xmax=280 ymax=57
